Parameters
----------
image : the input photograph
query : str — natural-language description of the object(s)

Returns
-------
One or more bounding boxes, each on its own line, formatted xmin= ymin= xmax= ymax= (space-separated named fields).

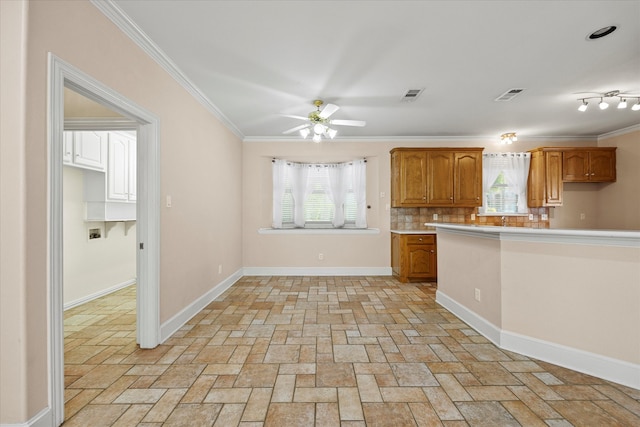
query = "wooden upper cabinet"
xmin=391 ymin=149 xmax=428 ymax=206
xmin=527 ymin=148 xmax=563 ymax=207
xmin=391 ymin=147 xmax=483 ymax=207
xmin=562 ymin=148 xmax=616 ymax=182
xmin=454 ymin=151 xmax=482 ymax=206
xmin=426 ymin=151 xmax=454 ymax=205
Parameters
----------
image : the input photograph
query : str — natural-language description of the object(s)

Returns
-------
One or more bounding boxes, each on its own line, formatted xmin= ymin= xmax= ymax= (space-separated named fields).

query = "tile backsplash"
xmin=390 ymin=207 xmax=550 ymax=230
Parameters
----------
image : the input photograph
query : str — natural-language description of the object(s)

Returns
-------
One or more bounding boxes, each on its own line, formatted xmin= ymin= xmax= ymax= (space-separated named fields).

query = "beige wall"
xmin=502 ymin=239 xmax=640 ymax=364
xmin=242 ymin=138 xmax=602 ymax=269
xmin=0 ymin=0 xmax=29 ymax=422
xmin=1 ymin=0 xmax=242 ymax=423
xmin=437 ymin=232 xmax=502 ymax=327
xmin=63 ymin=166 xmax=137 ymax=306
xmin=597 ymin=129 xmax=640 ymax=229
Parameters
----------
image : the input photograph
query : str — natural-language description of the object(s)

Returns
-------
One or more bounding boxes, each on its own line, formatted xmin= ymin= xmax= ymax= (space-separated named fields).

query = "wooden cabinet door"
xmin=588 ymin=150 xmax=616 ymax=182
xmin=454 ymin=151 xmax=482 ymax=206
xmin=407 ymin=243 xmax=436 ymax=278
xmin=398 ymin=151 xmax=428 ymax=205
xmin=545 ymin=151 xmax=563 ymax=205
xmin=562 ymin=151 xmax=589 ymax=182
xmin=427 ymin=151 xmax=454 ymax=205
xmin=528 ymin=150 xmax=563 ymax=207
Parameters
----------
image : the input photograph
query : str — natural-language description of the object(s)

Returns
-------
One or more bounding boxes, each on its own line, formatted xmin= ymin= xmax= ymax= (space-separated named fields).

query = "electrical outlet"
xmin=380 ymin=192 xmax=385 ymax=198
xmin=471 ymin=213 xmax=476 ymax=221
xmin=218 ymin=264 xmax=222 ymax=274
xmin=474 ymin=288 xmax=481 ymax=302
xmin=318 ymin=253 xmax=324 ymax=261
xmin=433 ymin=213 xmax=438 ymax=221
xmin=541 ymin=213 xmax=548 ymax=221
xmin=528 ymin=214 xmax=534 ymax=221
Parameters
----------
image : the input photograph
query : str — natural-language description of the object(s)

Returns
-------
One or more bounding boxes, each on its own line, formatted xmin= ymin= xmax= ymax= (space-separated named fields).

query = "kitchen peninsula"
xmin=428 ymin=223 xmax=640 ymax=389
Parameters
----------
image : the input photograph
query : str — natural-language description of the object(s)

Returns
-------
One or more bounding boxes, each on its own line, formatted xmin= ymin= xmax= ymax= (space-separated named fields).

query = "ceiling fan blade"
xmin=330 ymin=119 xmax=366 ymax=127
xmin=282 ymin=123 xmax=310 ymax=134
xmin=281 ymin=114 xmax=309 ymax=121
xmin=319 ymin=103 xmax=340 ymax=118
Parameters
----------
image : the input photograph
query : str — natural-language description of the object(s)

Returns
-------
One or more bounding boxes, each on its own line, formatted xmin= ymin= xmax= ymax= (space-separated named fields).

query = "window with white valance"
xmin=272 ymin=159 xmax=367 ymax=229
xmin=481 ymin=152 xmax=531 ymax=214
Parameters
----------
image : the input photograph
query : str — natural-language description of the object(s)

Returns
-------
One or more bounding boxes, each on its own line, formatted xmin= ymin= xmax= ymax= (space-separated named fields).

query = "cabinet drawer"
xmin=405 ymin=235 xmax=435 ymax=244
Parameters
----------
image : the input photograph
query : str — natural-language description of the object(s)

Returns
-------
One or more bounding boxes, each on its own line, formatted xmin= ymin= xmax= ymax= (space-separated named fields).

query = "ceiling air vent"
xmin=401 ymin=88 xmax=424 ymax=101
xmin=495 ymin=88 xmax=526 ymax=101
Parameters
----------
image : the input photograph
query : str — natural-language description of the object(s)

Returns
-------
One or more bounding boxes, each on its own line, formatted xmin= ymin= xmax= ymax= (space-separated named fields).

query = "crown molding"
xmin=242 ymin=134 xmax=600 ymax=143
xmin=598 ymin=123 xmax=640 ymax=140
xmin=90 ymin=0 xmax=244 ymax=139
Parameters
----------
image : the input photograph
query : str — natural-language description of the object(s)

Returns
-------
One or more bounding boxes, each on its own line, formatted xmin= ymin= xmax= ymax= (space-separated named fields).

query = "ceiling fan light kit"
xmin=577 ymin=90 xmax=640 ymax=112
xmin=500 ymin=132 xmax=517 ymax=144
xmin=283 ymin=99 xmax=366 ymax=142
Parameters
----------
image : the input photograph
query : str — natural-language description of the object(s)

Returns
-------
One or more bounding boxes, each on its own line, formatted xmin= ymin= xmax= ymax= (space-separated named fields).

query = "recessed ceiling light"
xmin=588 ymin=25 xmax=617 ymax=40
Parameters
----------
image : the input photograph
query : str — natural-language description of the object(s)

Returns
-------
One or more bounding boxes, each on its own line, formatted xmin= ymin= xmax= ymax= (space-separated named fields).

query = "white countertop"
xmin=425 ymin=223 xmax=640 ymax=247
xmin=390 ymin=229 xmax=436 ymax=235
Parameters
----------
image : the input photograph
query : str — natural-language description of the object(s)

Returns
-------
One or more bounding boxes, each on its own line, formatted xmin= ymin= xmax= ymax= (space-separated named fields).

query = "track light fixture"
xmin=500 ymin=132 xmax=517 ymax=144
xmin=577 ymin=90 xmax=640 ymax=112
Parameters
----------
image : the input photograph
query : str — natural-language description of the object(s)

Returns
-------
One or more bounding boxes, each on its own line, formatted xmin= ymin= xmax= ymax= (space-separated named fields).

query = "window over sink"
xmin=481 ymin=153 xmax=531 ymax=215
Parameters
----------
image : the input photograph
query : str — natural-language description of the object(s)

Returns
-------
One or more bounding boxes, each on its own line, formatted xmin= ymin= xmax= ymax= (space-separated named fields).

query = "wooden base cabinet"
xmin=391 ymin=233 xmax=437 ymax=283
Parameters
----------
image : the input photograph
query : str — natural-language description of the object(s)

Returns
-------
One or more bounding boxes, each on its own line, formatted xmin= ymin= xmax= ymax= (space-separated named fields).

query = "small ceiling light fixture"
xmin=599 ymin=98 xmax=609 ymax=110
xmin=578 ymin=100 xmax=589 ymax=112
xmin=500 ymin=132 xmax=517 ymax=144
xmin=577 ymin=90 xmax=640 ymax=113
xmin=588 ymin=25 xmax=617 ymax=40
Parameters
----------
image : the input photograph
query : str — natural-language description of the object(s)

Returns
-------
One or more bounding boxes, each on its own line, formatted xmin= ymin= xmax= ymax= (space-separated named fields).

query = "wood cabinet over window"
xmin=391 ymin=233 xmax=437 ymax=283
xmin=562 ymin=148 xmax=616 ymax=182
xmin=391 ymin=148 xmax=483 ymax=207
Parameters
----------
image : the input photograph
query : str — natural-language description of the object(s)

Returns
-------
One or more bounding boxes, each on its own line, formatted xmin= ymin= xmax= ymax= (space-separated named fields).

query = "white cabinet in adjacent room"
xmin=107 ymin=132 xmax=136 ymax=202
xmin=63 ymin=131 xmax=108 ymax=171
xmin=74 ymin=131 xmax=137 ymax=222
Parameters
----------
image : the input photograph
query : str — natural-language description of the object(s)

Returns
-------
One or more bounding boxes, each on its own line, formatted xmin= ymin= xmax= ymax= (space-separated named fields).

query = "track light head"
xmin=578 ymin=100 xmax=588 ymax=112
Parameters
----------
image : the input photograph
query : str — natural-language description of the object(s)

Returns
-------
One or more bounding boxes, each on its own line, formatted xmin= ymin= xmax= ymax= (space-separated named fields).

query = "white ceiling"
xmin=110 ymin=0 xmax=640 ymax=141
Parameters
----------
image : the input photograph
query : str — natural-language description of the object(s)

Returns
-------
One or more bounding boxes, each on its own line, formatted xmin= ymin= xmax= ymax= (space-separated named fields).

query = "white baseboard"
xmin=0 ymin=406 xmax=52 ymax=427
xmin=436 ymin=290 xmax=640 ymax=390
xmin=501 ymin=331 xmax=640 ymax=390
xmin=159 ymin=269 xmax=243 ymax=342
xmin=242 ymin=267 xmax=393 ymax=276
xmin=64 ymin=279 xmax=136 ymax=311
xmin=435 ymin=290 xmax=502 ymax=346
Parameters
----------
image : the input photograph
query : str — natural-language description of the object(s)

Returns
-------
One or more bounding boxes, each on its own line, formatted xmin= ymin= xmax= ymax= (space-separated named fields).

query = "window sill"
xmin=258 ymin=228 xmax=380 ymax=235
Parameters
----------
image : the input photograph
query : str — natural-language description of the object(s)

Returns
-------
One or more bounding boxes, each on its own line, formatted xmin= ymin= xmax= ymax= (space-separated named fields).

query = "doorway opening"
xmin=49 ymin=54 xmax=160 ymax=425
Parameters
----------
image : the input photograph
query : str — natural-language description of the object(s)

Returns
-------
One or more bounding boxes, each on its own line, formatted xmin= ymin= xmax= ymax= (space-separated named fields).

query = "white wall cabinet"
xmin=63 ymin=131 xmax=108 ymax=171
xmin=65 ymin=130 xmax=137 ymax=221
xmin=107 ymin=133 xmax=136 ymax=202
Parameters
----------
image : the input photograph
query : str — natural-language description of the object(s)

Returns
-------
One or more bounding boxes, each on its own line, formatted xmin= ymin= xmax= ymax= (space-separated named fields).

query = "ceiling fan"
xmin=282 ymin=100 xmax=366 ymax=142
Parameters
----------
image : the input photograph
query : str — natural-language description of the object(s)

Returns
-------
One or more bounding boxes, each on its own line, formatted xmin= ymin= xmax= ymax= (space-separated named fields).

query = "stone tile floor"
xmin=64 ymin=276 xmax=640 ymax=426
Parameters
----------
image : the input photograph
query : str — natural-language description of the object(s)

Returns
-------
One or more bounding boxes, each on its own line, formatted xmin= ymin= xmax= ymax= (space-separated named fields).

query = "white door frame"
xmin=48 ymin=54 xmax=160 ymax=425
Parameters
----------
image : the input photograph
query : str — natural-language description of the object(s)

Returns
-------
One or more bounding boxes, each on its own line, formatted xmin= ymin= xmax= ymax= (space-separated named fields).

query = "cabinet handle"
xmin=418 ymin=238 xmax=423 ymax=241
xmin=584 ymin=173 xmax=589 ymax=176
xmin=430 ymin=250 xmax=435 ymax=253
xmin=591 ymin=173 xmax=595 ymax=176
xmin=449 ymin=197 xmax=453 ymax=200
